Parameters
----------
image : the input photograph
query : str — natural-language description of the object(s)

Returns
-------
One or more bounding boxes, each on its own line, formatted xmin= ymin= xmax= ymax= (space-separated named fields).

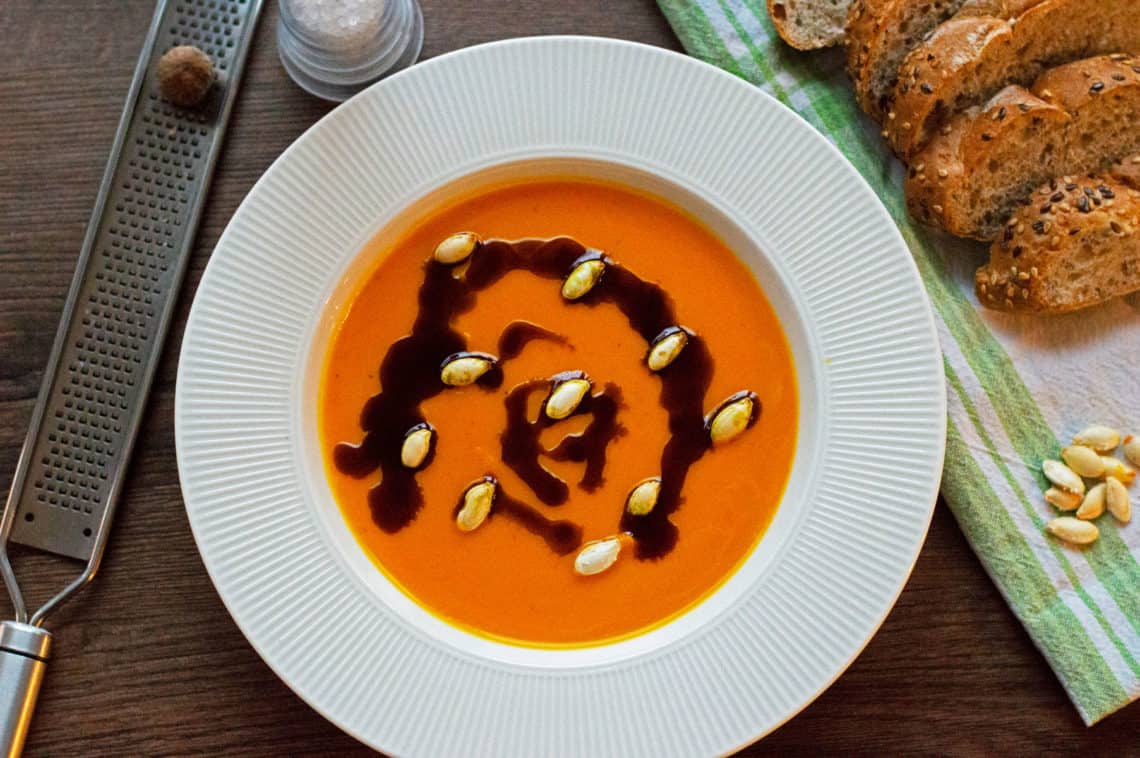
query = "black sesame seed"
xmin=1113 ymin=73 xmax=1127 ymax=81
xmin=1090 ymin=82 xmax=1105 ymax=93
xmin=1018 ymin=103 xmax=1030 ymax=112
xmin=1003 ymin=226 xmax=1015 ymax=241
xmin=1065 ymin=183 xmax=1078 ymax=191
xmin=921 ymin=83 xmax=933 ymax=94
xmin=1099 ymin=185 xmax=1115 ymax=198
xmin=1083 ymin=187 xmax=1096 ymax=197
xmin=1050 ymin=191 xmax=1064 ymax=202
xmin=981 ymin=132 xmax=993 ymax=141
xmin=1069 ymin=228 xmax=1080 ymax=235
xmin=1077 ymin=195 xmax=1091 ymax=212
xmin=1093 ymin=196 xmax=1102 ymax=206
xmin=1040 ymin=203 xmax=1052 ymax=214
xmin=1032 ymin=220 xmax=1046 ymax=234
xmin=997 ymin=106 xmax=1007 ymax=120
xmin=1012 ymin=246 xmax=1023 ymax=258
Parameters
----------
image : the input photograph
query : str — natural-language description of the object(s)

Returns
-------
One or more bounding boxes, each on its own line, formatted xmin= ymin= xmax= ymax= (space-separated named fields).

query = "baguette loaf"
xmin=845 ymin=0 xmax=971 ymax=120
xmin=768 ymin=0 xmax=851 ymax=50
xmin=885 ymin=0 xmax=1140 ymax=156
xmin=976 ymin=164 xmax=1140 ymax=312
xmin=906 ymin=56 xmax=1140 ymax=240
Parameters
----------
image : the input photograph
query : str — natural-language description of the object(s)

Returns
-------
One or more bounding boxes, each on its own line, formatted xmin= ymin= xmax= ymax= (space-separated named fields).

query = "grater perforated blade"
xmin=0 ymin=1 xmax=263 ymax=754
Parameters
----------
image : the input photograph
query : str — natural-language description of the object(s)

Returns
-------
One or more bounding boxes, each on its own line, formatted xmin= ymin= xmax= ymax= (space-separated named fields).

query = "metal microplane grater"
xmin=0 ymin=1 xmax=263 ymax=753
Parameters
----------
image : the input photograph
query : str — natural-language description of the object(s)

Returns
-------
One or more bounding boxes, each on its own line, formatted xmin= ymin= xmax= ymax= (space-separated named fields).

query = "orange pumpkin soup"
xmin=319 ymin=177 xmax=797 ymax=646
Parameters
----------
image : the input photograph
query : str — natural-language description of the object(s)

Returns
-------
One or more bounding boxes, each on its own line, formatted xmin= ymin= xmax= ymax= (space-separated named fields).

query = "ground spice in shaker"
xmin=290 ymin=0 xmax=386 ymax=49
xmin=276 ymin=0 xmax=423 ymax=101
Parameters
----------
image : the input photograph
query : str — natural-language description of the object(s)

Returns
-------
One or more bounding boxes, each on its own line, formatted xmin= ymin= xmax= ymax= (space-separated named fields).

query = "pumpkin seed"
xmin=440 ymin=352 xmax=497 ymax=387
xmin=1123 ymin=435 xmax=1140 ymax=467
xmin=544 ymin=377 xmax=591 ymax=420
xmin=573 ymin=536 xmax=622 ymax=576
xmin=625 ymin=477 xmax=662 ymax=516
xmin=1072 ymin=424 xmax=1121 ymax=453
xmin=1100 ymin=456 xmax=1136 ymax=485
xmin=1076 ymin=483 xmax=1106 ymax=520
xmin=646 ymin=327 xmax=691 ymax=372
xmin=706 ymin=391 xmax=759 ymax=446
xmin=456 ymin=477 xmax=496 ymax=532
xmin=1061 ymin=445 xmax=1105 ymax=478
xmin=433 ymin=231 xmax=481 ymax=264
xmin=561 ymin=257 xmax=605 ymax=300
xmin=1045 ymin=487 xmax=1081 ymax=511
xmin=1106 ymin=477 xmax=1131 ymax=523
xmin=400 ymin=424 xmax=434 ymax=469
xmin=1045 ymin=517 xmax=1099 ymax=546
xmin=1042 ymin=459 xmax=1084 ymax=495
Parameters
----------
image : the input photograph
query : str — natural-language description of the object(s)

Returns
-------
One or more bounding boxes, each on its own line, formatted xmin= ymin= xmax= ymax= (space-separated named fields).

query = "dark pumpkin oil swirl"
xmin=497 ymin=320 xmax=569 ymax=359
xmin=501 ymin=372 xmax=625 ymax=506
xmin=333 ymin=237 xmax=756 ymax=560
xmin=453 ymin=476 xmax=583 ymax=555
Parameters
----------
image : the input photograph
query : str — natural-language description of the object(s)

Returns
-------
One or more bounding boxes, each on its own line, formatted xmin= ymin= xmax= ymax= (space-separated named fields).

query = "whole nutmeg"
xmin=157 ymin=45 xmax=215 ymax=107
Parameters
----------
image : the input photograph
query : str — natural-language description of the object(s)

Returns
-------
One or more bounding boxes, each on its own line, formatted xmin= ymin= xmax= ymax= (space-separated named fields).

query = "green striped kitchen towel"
xmin=656 ymin=0 xmax=1140 ymax=725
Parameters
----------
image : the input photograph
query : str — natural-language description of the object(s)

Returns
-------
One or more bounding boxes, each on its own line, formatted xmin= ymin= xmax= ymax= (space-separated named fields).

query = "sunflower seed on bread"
xmin=907 ymin=56 xmax=1140 ymax=240
xmin=886 ymin=0 xmax=1140 ymax=157
xmin=768 ymin=0 xmax=851 ymax=50
xmin=845 ymin=0 xmax=972 ymax=121
xmin=975 ymin=168 xmax=1140 ymax=312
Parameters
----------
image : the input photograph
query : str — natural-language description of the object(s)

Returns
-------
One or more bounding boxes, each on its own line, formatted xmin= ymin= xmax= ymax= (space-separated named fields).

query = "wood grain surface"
xmin=1 ymin=1 xmax=1137 ymax=754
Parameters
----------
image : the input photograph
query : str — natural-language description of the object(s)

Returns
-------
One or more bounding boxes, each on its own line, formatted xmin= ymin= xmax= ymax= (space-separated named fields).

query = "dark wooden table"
xmin=1 ymin=1 xmax=1138 ymax=755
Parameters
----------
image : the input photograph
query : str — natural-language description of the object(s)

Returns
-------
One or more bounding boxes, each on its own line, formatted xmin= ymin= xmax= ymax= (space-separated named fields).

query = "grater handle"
xmin=0 ymin=623 xmax=51 ymax=758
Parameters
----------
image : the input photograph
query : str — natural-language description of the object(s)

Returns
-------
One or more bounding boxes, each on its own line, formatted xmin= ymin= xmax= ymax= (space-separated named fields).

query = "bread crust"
xmin=976 ymin=171 xmax=1140 ymax=312
xmin=886 ymin=0 xmax=1140 ymax=156
xmin=769 ymin=0 xmax=848 ymax=50
xmin=906 ymin=56 xmax=1140 ymax=239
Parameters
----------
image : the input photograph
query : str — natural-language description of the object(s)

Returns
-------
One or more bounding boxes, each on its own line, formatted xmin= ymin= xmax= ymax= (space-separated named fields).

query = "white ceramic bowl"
xmin=176 ymin=36 xmax=946 ymax=756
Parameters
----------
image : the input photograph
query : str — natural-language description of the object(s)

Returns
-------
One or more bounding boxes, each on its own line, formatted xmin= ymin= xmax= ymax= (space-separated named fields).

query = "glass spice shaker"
xmin=276 ymin=0 xmax=424 ymax=101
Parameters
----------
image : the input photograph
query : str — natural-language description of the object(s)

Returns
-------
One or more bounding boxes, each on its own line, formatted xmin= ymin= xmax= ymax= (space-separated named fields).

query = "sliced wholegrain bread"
xmin=845 ymin=0 xmax=972 ymax=120
xmin=885 ymin=0 xmax=1140 ymax=156
xmin=976 ymin=164 xmax=1140 ymax=312
xmin=906 ymin=56 xmax=1140 ymax=239
xmin=768 ymin=0 xmax=851 ymax=49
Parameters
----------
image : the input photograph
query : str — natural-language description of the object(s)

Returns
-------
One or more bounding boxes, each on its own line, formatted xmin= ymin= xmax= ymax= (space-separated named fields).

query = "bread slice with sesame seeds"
xmin=906 ymin=56 xmax=1140 ymax=240
xmin=768 ymin=0 xmax=851 ymax=50
xmin=885 ymin=0 xmax=1140 ymax=157
xmin=845 ymin=0 xmax=974 ymax=121
xmin=975 ymin=161 xmax=1140 ymax=313
xmin=846 ymin=0 xmax=1051 ymax=122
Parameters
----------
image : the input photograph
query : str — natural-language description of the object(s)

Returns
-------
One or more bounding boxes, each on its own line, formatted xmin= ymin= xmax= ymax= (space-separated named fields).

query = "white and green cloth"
xmin=657 ymin=0 xmax=1140 ymax=725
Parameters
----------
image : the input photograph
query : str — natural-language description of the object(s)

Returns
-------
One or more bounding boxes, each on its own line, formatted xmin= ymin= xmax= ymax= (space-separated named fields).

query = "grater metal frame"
xmin=1 ymin=0 xmax=263 ymax=625
xmin=0 ymin=0 xmax=263 ymax=752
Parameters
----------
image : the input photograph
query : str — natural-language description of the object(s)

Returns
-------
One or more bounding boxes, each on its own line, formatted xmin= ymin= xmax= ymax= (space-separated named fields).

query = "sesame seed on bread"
xmin=768 ymin=0 xmax=851 ymax=50
xmin=906 ymin=56 xmax=1140 ymax=240
xmin=976 ymin=165 xmax=1140 ymax=313
xmin=845 ymin=0 xmax=972 ymax=121
xmin=885 ymin=0 xmax=1140 ymax=157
